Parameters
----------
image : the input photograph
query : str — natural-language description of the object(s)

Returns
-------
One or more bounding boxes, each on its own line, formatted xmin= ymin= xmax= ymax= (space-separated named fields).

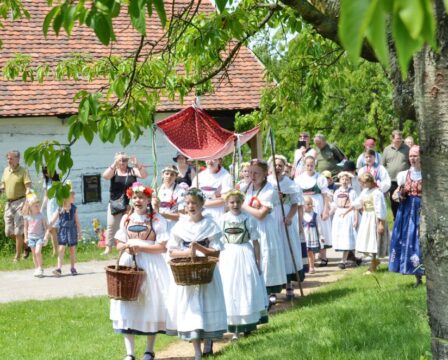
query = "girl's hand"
xmin=321 ymin=209 xmax=329 ymax=221
xmin=284 ymin=217 xmax=292 ymax=226
xmin=377 ymin=221 xmax=385 ymax=235
xmin=353 ymin=220 xmax=358 ymax=228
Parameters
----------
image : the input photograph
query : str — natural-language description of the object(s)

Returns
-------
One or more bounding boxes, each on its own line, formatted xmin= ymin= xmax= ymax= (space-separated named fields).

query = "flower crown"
xmin=126 ymin=182 xmax=153 ymax=199
xmin=185 ymin=188 xmax=207 ymax=202
xmin=223 ymin=189 xmax=245 ymax=202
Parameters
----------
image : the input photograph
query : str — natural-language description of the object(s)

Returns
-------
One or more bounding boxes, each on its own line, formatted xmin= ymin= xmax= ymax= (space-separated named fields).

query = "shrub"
xmin=0 ymin=195 xmax=14 ymax=252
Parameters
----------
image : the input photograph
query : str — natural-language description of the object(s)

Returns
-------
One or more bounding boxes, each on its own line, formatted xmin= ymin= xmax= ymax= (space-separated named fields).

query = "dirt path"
xmin=156 ymin=252 xmax=350 ymax=360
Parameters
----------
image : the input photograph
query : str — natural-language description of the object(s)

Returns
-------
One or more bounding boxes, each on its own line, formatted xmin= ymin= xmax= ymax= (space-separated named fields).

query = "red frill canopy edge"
xmin=156 ymin=106 xmax=259 ymax=160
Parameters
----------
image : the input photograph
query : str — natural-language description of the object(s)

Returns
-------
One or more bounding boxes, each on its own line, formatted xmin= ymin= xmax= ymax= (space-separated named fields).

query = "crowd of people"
xmin=0 ymin=129 xmax=423 ymax=360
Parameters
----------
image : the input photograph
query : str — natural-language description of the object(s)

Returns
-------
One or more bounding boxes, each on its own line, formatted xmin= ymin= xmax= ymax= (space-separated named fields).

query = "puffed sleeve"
xmin=114 ymin=216 xmax=129 ymax=243
xmin=153 ymin=215 xmax=169 ymax=244
xmin=247 ymin=215 xmax=260 ymax=241
xmin=220 ymin=172 xmax=233 ymax=195
xmin=207 ymin=219 xmax=224 ymax=251
xmin=259 ymin=188 xmax=275 ymax=209
xmin=316 ymin=174 xmax=330 ymax=194
xmin=351 ymin=190 xmax=366 ymax=210
xmin=373 ymin=189 xmax=387 ymax=220
xmin=396 ymin=170 xmax=408 ymax=187
xmin=167 ymin=221 xmax=183 ymax=250
xmin=378 ymin=166 xmax=391 ymax=193
xmin=349 ymin=188 xmax=358 ymax=203
xmin=295 ymin=185 xmax=304 ymax=205
xmin=175 ymin=187 xmax=186 ymax=211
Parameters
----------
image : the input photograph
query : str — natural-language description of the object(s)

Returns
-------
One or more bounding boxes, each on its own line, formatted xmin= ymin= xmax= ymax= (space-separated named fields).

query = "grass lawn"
xmin=0 ymin=266 xmax=430 ymax=360
xmin=0 ymin=243 xmax=118 ymax=271
xmin=0 ymin=296 xmax=177 ymax=360
xmin=216 ymin=267 xmax=431 ymax=360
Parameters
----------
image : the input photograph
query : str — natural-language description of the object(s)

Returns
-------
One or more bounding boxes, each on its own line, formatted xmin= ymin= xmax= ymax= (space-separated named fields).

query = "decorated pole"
xmin=268 ymin=127 xmax=304 ymax=297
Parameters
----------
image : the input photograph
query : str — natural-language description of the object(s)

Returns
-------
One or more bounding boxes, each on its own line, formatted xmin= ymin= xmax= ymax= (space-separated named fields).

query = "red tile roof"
xmin=0 ymin=0 xmax=267 ymax=117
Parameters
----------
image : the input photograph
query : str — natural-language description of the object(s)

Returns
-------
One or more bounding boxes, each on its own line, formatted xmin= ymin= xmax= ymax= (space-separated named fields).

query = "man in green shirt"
xmin=1 ymin=150 xmax=32 ymax=262
xmin=381 ymin=130 xmax=410 ymax=219
xmin=313 ymin=133 xmax=346 ymax=176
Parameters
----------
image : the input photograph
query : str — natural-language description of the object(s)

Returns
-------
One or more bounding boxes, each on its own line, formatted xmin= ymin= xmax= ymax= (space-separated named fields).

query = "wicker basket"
xmin=105 ymin=249 xmax=146 ymax=301
xmin=169 ymin=250 xmax=218 ymax=286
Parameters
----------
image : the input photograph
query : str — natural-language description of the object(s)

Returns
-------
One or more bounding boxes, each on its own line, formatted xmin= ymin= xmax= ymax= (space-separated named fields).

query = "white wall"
xmin=0 ymin=115 xmax=177 ymax=237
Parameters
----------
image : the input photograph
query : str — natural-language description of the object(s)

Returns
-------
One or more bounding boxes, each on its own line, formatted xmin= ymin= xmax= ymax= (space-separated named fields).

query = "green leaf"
xmin=63 ymin=5 xmax=77 ymax=35
xmin=83 ymin=125 xmax=95 ymax=144
xmin=129 ymin=0 xmax=141 ymax=18
xmin=445 ymin=0 xmax=448 ymax=13
xmin=119 ymin=127 xmax=131 ymax=146
xmin=365 ymin=0 xmax=389 ymax=67
xmin=339 ymin=0 xmax=375 ymax=63
xmin=52 ymin=11 xmax=64 ymax=35
xmin=93 ymin=13 xmax=111 ymax=45
xmin=215 ymin=0 xmax=228 ymax=13
xmin=153 ymin=0 xmax=166 ymax=27
xmin=131 ymin=7 xmax=146 ymax=34
xmin=396 ymin=0 xmax=423 ymax=39
xmin=43 ymin=6 xmax=60 ymax=37
xmin=392 ymin=14 xmax=424 ymax=78
xmin=79 ymin=99 xmax=90 ymax=124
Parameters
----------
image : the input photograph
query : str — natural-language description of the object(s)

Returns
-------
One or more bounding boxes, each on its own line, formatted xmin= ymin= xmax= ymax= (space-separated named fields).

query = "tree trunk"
xmin=413 ymin=1 xmax=448 ymax=358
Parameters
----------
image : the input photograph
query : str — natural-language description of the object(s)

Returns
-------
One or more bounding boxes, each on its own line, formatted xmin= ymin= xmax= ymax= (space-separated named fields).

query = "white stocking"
xmin=124 ymin=334 xmax=135 ymax=356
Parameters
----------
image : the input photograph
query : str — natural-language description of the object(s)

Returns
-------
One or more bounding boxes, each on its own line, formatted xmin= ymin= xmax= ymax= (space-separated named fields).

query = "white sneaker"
xmin=33 ymin=268 xmax=41 ymax=277
xmin=38 ymin=268 xmax=44 ymax=278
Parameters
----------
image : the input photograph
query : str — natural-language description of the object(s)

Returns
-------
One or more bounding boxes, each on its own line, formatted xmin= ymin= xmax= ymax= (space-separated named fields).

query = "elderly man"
xmin=1 ymin=150 xmax=32 ymax=262
xmin=313 ymin=133 xmax=346 ymax=176
xmin=381 ymin=130 xmax=410 ymax=219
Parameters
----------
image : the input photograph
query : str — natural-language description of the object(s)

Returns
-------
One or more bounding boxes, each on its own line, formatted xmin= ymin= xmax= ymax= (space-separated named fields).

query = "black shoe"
xmin=143 ymin=351 xmax=155 ymax=360
xmin=318 ymin=258 xmax=328 ymax=267
xmin=413 ymin=275 xmax=423 ymax=288
xmin=203 ymin=339 xmax=213 ymax=357
xmin=337 ymin=262 xmax=346 ymax=270
xmin=123 ymin=355 xmax=135 ymax=360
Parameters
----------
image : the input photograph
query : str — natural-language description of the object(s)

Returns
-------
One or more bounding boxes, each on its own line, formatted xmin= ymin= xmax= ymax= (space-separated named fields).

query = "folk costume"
xmin=331 ymin=187 xmax=358 ymax=251
xmin=268 ymin=174 xmax=304 ymax=281
xmin=295 ymin=172 xmax=333 ymax=248
xmin=157 ymin=182 xmax=186 ymax=233
xmin=110 ymin=213 xmax=170 ymax=335
xmin=166 ymin=216 xmax=227 ymax=341
xmin=303 ymin=211 xmax=322 ymax=253
xmin=358 ymin=164 xmax=391 ymax=194
xmin=389 ymin=168 xmax=423 ymax=275
xmin=219 ymin=212 xmax=268 ymax=333
xmin=243 ymin=182 xmax=287 ymax=294
xmin=194 ymin=167 xmax=232 ymax=222
xmin=352 ymin=188 xmax=389 ymax=257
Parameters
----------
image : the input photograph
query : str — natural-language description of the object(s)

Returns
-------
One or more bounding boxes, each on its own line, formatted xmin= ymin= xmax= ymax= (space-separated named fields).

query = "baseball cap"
xmin=321 ymin=170 xmax=332 ymax=179
xmin=364 ymin=139 xmax=375 ymax=147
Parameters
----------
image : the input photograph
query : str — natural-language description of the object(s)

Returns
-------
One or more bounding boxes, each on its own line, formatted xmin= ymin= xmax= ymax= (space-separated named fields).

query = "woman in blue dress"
xmin=388 ymin=145 xmax=424 ymax=287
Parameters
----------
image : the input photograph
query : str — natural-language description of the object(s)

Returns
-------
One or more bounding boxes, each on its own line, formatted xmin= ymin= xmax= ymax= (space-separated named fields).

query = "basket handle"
xmin=116 ymin=248 xmax=139 ymax=270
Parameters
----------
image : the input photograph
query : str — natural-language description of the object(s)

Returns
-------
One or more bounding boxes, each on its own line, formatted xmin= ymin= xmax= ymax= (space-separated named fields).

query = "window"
xmin=82 ymin=174 xmax=101 ymax=204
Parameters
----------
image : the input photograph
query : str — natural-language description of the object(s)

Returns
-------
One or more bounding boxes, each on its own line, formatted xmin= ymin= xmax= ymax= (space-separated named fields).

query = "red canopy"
xmin=156 ymin=106 xmax=259 ymax=160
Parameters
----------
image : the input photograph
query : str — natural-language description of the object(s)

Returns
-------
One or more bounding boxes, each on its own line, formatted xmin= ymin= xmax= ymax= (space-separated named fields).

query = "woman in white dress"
xmin=219 ymin=190 xmax=267 ymax=340
xmin=242 ymin=159 xmax=286 ymax=307
xmin=268 ymin=155 xmax=304 ymax=299
xmin=155 ymin=166 xmax=186 ymax=233
xmin=192 ymin=158 xmax=232 ymax=222
xmin=331 ymin=171 xmax=358 ymax=269
xmin=294 ymin=156 xmax=332 ymax=266
xmin=166 ymin=188 xmax=227 ymax=360
xmin=343 ymin=172 xmax=389 ymax=274
xmin=110 ymin=182 xmax=170 ymax=360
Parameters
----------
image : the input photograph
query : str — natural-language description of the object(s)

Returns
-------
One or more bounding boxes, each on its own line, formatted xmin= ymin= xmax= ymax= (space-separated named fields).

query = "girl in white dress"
xmin=242 ymin=159 xmax=286 ymax=307
xmin=110 ymin=182 xmax=170 ymax=360
xmin=331 ymin=172 xmax=358 ymax=269
xmin=302 ymin=196 xmax=322 ymax=274
xmin=166 ymin=188 xmax=227 ymax=360
xmin=343 ymin=173 xmax=389 ymax=274
xmin=268 ymin=155 xmax=304 ymax=299
xmin=236 ymin=162 xmax=251 ymax=192
xmin=219 ymin=190 xmax=268 ymax=341
xmin=155 ymin=166 xmax=186 ymax=233
xmin=294 ymin=156 xmax=332 ymax=266
xmin=192 ymin=158 xmax=233 ymax=222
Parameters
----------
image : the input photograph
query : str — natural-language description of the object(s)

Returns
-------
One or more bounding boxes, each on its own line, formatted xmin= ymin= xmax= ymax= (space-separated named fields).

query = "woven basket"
xmin=105 ymin=249 xmax=146 ymax=301
xmin=169 ymin=250 xmax=218 ymax=286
